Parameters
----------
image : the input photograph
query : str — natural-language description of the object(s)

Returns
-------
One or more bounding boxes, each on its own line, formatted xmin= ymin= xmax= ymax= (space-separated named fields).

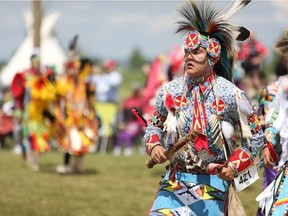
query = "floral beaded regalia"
xmin=144 ymin=1 xmax=264 ymax=216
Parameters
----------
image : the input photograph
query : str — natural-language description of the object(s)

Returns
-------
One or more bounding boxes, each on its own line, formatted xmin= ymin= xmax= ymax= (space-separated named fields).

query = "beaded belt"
xmin=168 ymin=159 xmax=226 ymax=175
xmin=168 ymin=161 xmax=209 ymax=175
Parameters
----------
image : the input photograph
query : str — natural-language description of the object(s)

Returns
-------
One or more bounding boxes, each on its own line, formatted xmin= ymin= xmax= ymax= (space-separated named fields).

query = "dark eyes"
xmin=185 ymin=49 xmax=201 ymax=55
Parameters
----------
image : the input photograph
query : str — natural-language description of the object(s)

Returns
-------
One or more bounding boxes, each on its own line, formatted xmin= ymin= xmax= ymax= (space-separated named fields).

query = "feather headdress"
xmin=175 ymin=0 xmax=251 ymax=81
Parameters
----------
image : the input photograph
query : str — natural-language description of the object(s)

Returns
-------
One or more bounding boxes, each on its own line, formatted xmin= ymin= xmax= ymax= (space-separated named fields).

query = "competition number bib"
xmin=234 ymin=165 xmax=259 ymax=192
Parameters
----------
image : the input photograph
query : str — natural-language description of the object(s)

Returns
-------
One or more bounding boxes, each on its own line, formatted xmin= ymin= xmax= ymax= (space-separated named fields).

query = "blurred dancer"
xmin=257 ymin=77 xmax=288 ymax=216
xmin=89 ymin=59 xmax=122 ymax=153
xmin=11 ymin=53 xmax=58 ymax=171
xmin=56 ymin=36 xmax=98 ymax=174
xmin=256 ymin=29 xmax=288 ymax=216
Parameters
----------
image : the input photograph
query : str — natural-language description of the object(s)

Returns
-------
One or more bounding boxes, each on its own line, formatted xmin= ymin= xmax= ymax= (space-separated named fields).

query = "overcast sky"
xmin=0 ymin=0 xmax=288 ymax=62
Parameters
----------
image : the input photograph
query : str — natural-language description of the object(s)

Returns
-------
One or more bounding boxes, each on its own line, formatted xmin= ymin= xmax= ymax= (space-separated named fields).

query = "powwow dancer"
xmin=55 ymin=57 xmax=98 ymax=174
xmin=256 ymin=30 xmax=288 ymax=216
xmin=55 ymin=36 xmax=98 ymax=174
xmin=11 ymin=53 xmax=59 ymax=171
xmin=143 ymin=1 xmax=264 ymax=215
xmin=256 ymin=70 xmax=285 ymax=216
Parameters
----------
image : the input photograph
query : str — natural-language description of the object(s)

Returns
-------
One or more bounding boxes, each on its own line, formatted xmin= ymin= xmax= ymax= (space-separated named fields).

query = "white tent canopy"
xmin=0 ymin=11 xmax=67 ymax=87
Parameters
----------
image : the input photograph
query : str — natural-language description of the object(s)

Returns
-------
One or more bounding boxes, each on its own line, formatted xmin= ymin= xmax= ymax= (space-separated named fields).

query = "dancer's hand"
xmin=151 ymin=145 xmax=167 ymax=164
xmin=262 ymin=147 xmax=274 ymax=168
xmin=217 ymin=166 xmax=235 ymax=181
xmin=253 ymin=156 xmax=260 ymax=166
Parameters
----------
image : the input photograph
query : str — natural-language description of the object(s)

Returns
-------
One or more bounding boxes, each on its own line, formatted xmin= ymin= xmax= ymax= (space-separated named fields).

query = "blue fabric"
xmin=270 ymin=163 xmax=288 ymax=216
xmin=149 ymin=171 xmax=228 ymax=216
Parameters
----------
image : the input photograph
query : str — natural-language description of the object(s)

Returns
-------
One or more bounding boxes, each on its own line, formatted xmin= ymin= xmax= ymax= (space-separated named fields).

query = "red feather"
xmin=164 ymin=93 xmax=175 ymax=111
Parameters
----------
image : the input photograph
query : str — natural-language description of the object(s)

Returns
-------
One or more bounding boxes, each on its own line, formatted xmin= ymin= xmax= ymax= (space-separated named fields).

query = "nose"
xmin=185 ymin=51 xmax=195 ymax=61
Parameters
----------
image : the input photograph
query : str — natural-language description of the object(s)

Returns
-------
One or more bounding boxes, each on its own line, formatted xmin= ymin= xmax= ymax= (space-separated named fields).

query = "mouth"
xmin=186 ymin=62 xmax=194 ymax=69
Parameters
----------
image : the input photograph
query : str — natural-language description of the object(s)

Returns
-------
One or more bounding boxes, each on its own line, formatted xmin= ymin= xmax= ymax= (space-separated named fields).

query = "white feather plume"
xmin=219 ymin=0 xmax=251 ymax=20
xmin=163 ymin=111 xmax=178 ymax=144
xmin=221 ymin=121 xmax=235 ymax=139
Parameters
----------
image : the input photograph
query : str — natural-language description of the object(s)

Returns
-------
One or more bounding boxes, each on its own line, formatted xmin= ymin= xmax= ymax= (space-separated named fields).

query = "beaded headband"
xmin=184 ymin=30 xmax=221 ymax=58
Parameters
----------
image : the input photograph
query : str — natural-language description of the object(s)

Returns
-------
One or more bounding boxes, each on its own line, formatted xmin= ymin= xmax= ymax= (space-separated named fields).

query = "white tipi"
xmin=0 ymin=11 xmax=67 ymax=87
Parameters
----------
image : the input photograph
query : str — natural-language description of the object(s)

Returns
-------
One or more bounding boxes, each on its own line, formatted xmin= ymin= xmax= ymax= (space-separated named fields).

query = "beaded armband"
xmin=145 ymin=134 xmax=161 ymax=155
xmin=149 ymin=111 xmax=166 ymax=130
xmin=248 ymin=113 xmax=262 ymax=135
xmin=228 ymin=148 xmax=253 ymax=176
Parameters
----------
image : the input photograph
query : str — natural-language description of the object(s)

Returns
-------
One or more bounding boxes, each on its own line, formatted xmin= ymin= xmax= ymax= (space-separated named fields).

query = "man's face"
xmin=67 ymin=67 xmax=79 ymax=77
xmin=31 ymin=59 xmax=41 ymax=70
xmin=184 ymin=46 xmax=210 ymax=78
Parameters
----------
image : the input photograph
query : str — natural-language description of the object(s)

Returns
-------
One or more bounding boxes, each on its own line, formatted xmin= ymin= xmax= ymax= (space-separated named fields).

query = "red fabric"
xmin=194 ymin=133 xmax=208 ymax=152
xmin=192 ymin=88 xmax=209 ymax=151
xmin=11 ymin=73 xmax=25 ymax=98
xmin=29 ymin=134 xmax=38 ymax=151
xmin=267 ymin=142 xmax=278 ymax=162
xmin=191 ymin=74 xmax=215 ymax=152
xmin=0 ymin=114 xmax=13 ymax=135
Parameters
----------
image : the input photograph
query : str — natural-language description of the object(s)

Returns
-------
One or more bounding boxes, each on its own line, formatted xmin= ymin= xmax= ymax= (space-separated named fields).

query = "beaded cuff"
xmin=145 ymin=134 xmax=161 ymax=155
xmin=228 ymin=148 xmax=252 ymax=174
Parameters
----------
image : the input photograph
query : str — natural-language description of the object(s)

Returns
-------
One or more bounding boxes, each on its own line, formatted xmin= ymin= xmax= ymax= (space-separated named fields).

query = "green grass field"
xmin=0 ymin=149 xmax=262 ymax=216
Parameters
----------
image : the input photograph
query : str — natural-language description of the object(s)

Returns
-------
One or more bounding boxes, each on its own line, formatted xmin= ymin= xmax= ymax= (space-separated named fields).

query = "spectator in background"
xmin=242 ymin=76 xmax=259 ymax=106
xmin=91 ymin=59 xmax=122 ymax=103
xmin=238 ymin=32 xmax=268 ymax=92
xmin=233 ymin=43 xmax=246 ymax=89
xmin=114 ymin=82 xmax=144 ymax=156
xmin=0 ymin=74 xmax=3 ymax=108
xmin=89 ymin=59 xmax=123 ymax=153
